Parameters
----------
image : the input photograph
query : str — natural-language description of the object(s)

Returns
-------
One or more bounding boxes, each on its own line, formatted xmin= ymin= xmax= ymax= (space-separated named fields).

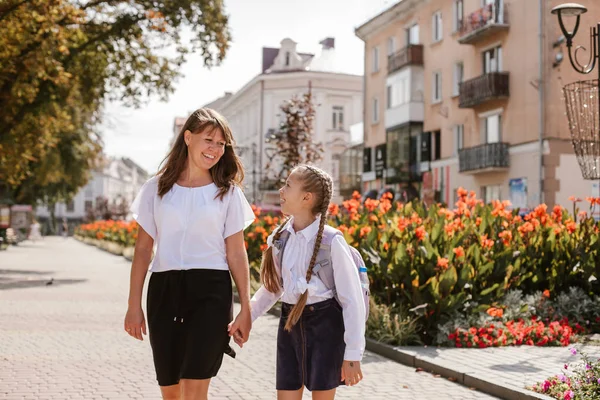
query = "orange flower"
xmin=480 ymin=234 xmax=494 ymax=250
xmin=565 ymin=219 xmax=577 ymax=233
xmin=586 ymin=197 xmax=600 ymax=205
xmin=364 ymin=199 xmax=379 ymax=212
xmin=542 ymin=289 xmax=550 ymax=298
xmin=379 ymin=200 xmax=392 ymax=214
xmin=352 ymin=191 xmax=362 ymax=200
xmin=476 ymin=217 xmax=482 ymax=226
xmin=369 ymin=215 xmax=378 ymax=223
xmin=328 ymin=203 xmax=339 ymax=217
xmin=453 ymin=246 xmax=465 ymax=258
xmin=383 ymin=242 xmax=389 ymax=251
xmin=486 ymin=307 xmax=504 ymax=318
xmin=498 ymin=230 xmax=512 ymax=246
xmin=359 ymin=226 xmax=372 ymax=238
xmin=568 ymin=196 xmax=582 ymax=203
xmin=415 ymin=226 xmax=426 ymax=241
xmin=348 ymin=226 xmax=357 ymax=235
xmin=260 ymin=244 xmax=268 ymax=252
xmin=397 ymin=217 xmax=409 ymax=232
xmin=437 ymin=257 xmax=449 ymax=270
xmin=457 ymin=187 xmax=468 ymax=198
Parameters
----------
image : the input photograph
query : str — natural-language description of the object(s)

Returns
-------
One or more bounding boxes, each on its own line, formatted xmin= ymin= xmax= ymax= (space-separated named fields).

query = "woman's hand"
xmin=124 ymin=307 xmax=147 ymax=341
xmin=341 ymin=360 xmax=363 ymax=386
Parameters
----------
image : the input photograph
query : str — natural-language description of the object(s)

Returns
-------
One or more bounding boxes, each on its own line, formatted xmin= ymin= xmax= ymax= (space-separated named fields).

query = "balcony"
xmin=458 ymin=142 xmax=509 ymax=173
xmin=387 ymin=45 xmax=424 ymax=75
xmin=459 ymin=72 xmax=509 ymax=108
xmin=458 ymin=1 xmax=509 ymax=45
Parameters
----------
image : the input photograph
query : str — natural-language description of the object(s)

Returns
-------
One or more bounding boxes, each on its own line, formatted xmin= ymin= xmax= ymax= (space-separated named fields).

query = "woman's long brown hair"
xmin=258 ymin=164 xmax=333 ymax=332
xmin=156 ymin=108 xmax=244 ymax=200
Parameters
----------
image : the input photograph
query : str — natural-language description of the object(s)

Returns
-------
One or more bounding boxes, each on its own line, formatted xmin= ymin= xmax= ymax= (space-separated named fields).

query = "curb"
xmin=233 ymin=293 xmax=553 ymax=400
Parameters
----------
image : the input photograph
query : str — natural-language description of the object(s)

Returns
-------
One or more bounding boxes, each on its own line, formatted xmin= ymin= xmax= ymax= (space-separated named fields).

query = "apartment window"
xmin=285 ymin=52 xmax=290 ymax=66
xmin=332 ymin=106 xmax=344 ymax=130
xmin=388 ymin=76 xmax=410 ymax=109
xmin=66 ymin=200 xmax=75 ymax=212
xmin=432 ymin=71 xmax=442 ymax=103
xmin=432 ymin=130 xmax=441 ymax=161
xmin=453 ymin=0 xmax=464 ymax=32
xmin=453 ymin=62 xmax=464 ymax=96
xmin=482 ymin=185 xmax=502 ymax=204
xmin=432 ymin=11 xmax=443 ymax=43
xmin=84 ymin=200 xmax=93 ymax=212
xmin=483 ymin=46 xmax=503 ymax=73
xmin=372 ymin=98 xmax=379 ymax=123
xmin=386 ymin=85 xmax=392 ymax=109
xmin=387 ymin=37 xmax=396 ymax=56
xmin=407 ymin=24 xmax=420 ymax=45
xmin=454 ymin=124 xmax=464 ymax=156
xmin=482 ymin=114 xmax=502 ymax=143
xmin=372 ymin=47 xmax=380 ymax=72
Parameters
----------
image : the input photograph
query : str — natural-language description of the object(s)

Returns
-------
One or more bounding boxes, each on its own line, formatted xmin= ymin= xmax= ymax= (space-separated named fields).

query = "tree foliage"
xmin=0 ymin=0 xmax=231 ymax=204
xmin=264 ymin=91 xmax=324 ymax=186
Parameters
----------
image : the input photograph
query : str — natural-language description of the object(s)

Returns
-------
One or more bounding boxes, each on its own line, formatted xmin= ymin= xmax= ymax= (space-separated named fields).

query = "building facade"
xmin=356 ymin=0 xmax=600 ymax=211
xmin=35 ymin=157 xmax=149 ymax=222
xmin=201 ymin=38 xmax=363 ymax=205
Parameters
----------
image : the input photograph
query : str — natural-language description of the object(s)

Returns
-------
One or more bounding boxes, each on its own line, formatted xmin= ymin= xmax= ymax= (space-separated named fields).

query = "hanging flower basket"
xmin=563 ymin=79 xmax=600 ymax=179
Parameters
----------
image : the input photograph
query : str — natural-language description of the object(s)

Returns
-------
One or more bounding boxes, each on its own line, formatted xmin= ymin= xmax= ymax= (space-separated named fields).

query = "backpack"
xmin=272 ymin=225 xmax=370 ymax=321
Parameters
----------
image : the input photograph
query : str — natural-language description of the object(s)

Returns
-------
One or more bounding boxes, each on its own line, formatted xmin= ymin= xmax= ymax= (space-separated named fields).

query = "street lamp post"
xmin=551 ymin=3 xmax=600 ymax=180
xmin=551 ymin=3 xmax=599 ymax=82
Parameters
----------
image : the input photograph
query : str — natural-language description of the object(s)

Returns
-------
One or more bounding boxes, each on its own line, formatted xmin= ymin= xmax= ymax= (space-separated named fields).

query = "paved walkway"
xmin=0 ymin=237 xmax=497 ymax=399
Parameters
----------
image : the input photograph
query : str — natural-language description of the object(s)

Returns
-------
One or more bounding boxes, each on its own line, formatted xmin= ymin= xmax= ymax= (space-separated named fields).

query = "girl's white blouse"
xmin=130 ymin=176 xmax=255 ymax=272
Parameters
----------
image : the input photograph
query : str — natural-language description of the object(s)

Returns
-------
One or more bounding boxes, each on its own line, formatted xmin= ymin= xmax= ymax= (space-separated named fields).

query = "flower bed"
xmin=76 ymin=189 xmax=600 ymax=345
xmin=530 ymin=347 xmax=600 ymax=399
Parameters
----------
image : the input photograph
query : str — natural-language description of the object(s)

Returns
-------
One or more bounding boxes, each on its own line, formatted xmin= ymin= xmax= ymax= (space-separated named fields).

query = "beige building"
xmin=204 ymin=38 xmax=363 ymax=206
xmin=356 ymin=0 xmax=600 ymax=212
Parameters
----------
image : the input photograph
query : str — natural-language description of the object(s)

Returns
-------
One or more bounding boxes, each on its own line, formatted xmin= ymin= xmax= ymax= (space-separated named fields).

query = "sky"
xmin=100 ymin=0 xmax=393 ymax=174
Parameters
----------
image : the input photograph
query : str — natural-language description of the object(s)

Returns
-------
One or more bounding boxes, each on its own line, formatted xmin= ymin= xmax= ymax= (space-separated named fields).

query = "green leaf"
xmin=480 ymin=283 xmax=500 ymax=296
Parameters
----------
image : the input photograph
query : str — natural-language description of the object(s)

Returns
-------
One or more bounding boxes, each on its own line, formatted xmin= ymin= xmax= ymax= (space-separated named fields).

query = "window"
xmin=66 ymin=200 xmax=75 ymax=212
xmin=372 ymin=98 xmax=379 ymax=123
xmin=84 ymin=200 xmax=93 ymax=212
xmin=453 ymin=62 xmax=464 ymax=96
xmin=388 ymin=75 xmax=410 ymax=108
xmin=407 ymin=24 xmax=420 ymax=45
xmin=483 ymin=46 xmax=503 ymax=73
xmin=432 ymin=71 xmax=442 ymax=103
xmin=386 ymin=85 xmax=392 ymax=109
xmin=285 ymin=52 xmax=290 ymax=66
xmin=453 ymin=0 xmax=464 ymax=32
xmin=387 ymin=37 xmax=396 ymax=56
xmin=372 ymin=47 xmax=379 ymax=72
xmin=432 ymin=130 xmax=441 ymax=161
xmin=432 ymin=11 xmax=443 ymax=42
xmin=482 ymin=185 xmax=502 ymax=204
xmin=483 ymin=114 xmax=502 ymax=143
xmin=332 ymin=106 xmax=344 ymax=130
xmin=454 ymin=124 xmax=464 ymax=156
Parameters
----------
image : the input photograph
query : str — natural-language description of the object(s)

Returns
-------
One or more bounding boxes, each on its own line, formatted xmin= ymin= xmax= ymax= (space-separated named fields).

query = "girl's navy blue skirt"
xmin=277 ymin=298 xmax=346 ymax=392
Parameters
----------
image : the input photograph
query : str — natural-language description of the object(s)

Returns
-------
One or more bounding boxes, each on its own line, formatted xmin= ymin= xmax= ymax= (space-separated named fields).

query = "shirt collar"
xmin=284 ymin=216 xmax=321 ymax=241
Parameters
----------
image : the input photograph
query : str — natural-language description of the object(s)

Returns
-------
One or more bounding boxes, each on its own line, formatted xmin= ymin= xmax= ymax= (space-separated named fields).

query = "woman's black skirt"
xmin=147 ymin=269 xmax=234 ymax=387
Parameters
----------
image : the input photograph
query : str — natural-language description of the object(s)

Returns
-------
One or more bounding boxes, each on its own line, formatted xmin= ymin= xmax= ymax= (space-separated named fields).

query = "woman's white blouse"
xmin=130 ymin=176 xmax=255 ymax=272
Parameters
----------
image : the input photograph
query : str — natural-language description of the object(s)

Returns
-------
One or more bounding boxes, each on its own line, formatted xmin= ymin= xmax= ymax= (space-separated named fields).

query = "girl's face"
xmin=279 ymin=169 xmax=314 ymax=216
xmin=185 ymin=127 xmax=226 ymax=171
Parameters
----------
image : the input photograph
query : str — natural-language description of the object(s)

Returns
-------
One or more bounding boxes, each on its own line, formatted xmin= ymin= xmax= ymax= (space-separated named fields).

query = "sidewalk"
xmin=0 ymin=238 xmax=497 ymax=399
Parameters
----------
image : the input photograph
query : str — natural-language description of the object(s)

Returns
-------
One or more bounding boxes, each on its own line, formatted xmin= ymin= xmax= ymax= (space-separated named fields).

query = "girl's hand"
xmin=341 ymin=360 xmax=363 ymax=386
xmin=124 ymin=307 xmax=147 ymax=341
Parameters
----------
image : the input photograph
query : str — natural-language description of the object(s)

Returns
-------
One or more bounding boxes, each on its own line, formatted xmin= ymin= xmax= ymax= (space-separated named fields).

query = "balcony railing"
xmin=387 ymin=45 xmax=424 ymax=75
xmin=459 ymin=72 xmax=509 ymax=108
xmin=458 ymin=142 xmax=509 ymax=173
xmin=458 ymin=1 xmax=509 ymax=45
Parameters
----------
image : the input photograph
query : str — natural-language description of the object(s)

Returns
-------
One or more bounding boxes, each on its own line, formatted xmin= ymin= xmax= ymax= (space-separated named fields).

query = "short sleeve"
xmin=224 ymin=186 xmax=255 ymax=238
xmin=130 ymin=177 xmax=158 ymax=240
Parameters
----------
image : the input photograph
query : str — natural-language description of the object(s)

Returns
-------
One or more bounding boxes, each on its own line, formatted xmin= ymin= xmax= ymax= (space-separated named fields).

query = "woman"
xmin=124 ymin=108 xmax=255 ymax=400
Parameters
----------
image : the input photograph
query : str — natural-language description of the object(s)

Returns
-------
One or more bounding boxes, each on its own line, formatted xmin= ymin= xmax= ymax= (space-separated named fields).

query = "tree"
xmin=264 ymin=90 xmax=324 ymax=187
xmin=0 ymin=0 xmax=231 ymax=202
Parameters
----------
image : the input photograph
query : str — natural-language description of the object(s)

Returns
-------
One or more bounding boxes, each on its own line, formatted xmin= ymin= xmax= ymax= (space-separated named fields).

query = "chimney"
xmin=319 ymin=37 xmax=335 ymax=50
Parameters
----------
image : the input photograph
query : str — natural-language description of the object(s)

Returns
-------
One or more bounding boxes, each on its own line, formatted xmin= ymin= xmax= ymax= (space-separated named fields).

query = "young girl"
xmin=241 ymin=165 xmax=365 ymax=400
xmin=124 ymin=108 xmax=255 ymax=400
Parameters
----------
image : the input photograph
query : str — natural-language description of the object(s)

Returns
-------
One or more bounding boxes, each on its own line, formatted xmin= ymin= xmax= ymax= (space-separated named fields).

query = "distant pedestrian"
xmin=61 ymin=219 xmax=68 ymax=238
xmin=28 ymin=220 xmax=42 ymax=243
